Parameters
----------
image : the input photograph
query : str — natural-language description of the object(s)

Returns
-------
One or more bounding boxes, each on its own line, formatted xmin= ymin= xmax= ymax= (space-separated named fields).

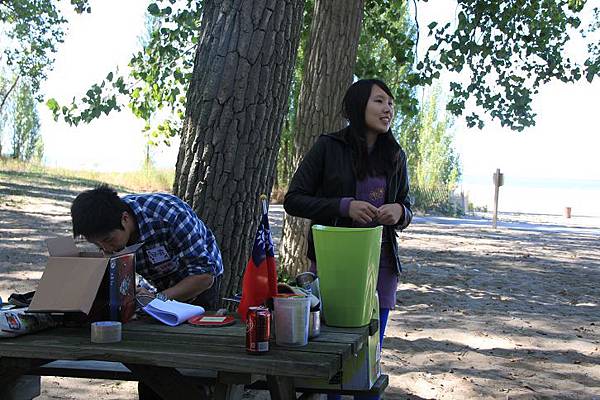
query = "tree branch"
xmin=0 ymin=75 xmax=19 ymax=115
xmin=0 ymin=0 xmax=16 ymax=14
xmin=412 ymin=0 xmax=419 ymax=62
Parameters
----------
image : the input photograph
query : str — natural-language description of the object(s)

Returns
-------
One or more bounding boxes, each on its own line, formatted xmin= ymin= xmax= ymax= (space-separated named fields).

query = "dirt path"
xmin=390 ymin=216 xmax=600 ymax=399
xmin=1 ymin=170 xmax=600 ymax=399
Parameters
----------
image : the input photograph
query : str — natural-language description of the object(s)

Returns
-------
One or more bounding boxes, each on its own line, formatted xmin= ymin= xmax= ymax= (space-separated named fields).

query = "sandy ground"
xmin=1 ymin=171 xmax=600 ymax=399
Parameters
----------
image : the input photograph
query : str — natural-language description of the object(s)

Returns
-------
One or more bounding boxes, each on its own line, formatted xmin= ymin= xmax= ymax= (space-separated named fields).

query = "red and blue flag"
xmin=237 ymin=201 xmax=278 ymax=321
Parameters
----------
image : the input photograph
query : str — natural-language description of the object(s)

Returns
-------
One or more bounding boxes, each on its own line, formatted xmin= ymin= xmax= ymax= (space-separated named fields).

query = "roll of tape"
xmin=91 ymin=321 xmax=122 ymax=343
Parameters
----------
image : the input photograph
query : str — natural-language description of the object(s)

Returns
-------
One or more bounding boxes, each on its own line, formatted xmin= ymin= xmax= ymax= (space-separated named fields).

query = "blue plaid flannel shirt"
xmin=122 ymin=193 xmax=224 ymax=292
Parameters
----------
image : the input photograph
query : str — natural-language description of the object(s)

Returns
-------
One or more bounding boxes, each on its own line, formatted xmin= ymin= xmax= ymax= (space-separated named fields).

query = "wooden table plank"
xmin=0 ymin=319 xmax=368 ymax=380
xmin=31 ymin=360 xmax=223 ymax=384
xmin=28 ymin=326 xmax=352 ymax=358
xmin=125 ymin=319 xmax=368 ymax=348
xmin=0 ymin=334 xmax=340 ymax=379
xmin=2 ymin=325 xmax=351 ymax=359
xmin=0 ymin=348 xmax=337 ymax=380
xmin=1 ymin=323 xmax=361 ymax=361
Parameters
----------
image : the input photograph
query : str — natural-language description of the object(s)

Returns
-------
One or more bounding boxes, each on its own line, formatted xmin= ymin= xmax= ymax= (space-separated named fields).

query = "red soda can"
xmin=246 ymin=306 xmax=271 ymax=354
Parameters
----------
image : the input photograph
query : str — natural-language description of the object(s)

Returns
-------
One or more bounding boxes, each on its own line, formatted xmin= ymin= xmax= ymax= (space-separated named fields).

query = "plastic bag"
xmin=0 ymin=308 xmax=57 ymax=338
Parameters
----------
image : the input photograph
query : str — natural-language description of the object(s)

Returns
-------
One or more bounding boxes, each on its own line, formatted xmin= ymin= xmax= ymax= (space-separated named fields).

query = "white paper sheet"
xmin=143 ymin=299 xmax=205 ymax=326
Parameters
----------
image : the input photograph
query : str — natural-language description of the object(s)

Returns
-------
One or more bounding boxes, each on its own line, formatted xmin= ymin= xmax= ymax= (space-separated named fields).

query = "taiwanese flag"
xmin=237 ymin=201 xmax=278 ymax=321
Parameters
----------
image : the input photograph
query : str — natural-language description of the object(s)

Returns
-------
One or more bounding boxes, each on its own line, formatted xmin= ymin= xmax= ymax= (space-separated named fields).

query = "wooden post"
xmin=492 ymin=168 xmax=504 ymax=229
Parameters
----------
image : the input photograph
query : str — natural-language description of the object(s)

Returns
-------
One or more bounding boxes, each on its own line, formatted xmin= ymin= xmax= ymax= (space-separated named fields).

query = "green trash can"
xmin=311 ymin=225 xmax=382 ymax=327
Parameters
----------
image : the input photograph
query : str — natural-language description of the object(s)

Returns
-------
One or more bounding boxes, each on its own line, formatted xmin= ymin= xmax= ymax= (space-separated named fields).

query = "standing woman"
xmin=284 ymin=78 xmax=412 ymax=354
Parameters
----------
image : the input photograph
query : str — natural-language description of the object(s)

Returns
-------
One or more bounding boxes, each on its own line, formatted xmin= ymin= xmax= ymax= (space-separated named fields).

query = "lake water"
xmin=460 ymin=176 xmax=600 ymax=217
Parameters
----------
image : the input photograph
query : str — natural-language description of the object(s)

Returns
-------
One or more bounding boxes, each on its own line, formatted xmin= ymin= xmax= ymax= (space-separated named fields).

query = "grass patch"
xmin=0 ymin=157 xmax=174 ymax=193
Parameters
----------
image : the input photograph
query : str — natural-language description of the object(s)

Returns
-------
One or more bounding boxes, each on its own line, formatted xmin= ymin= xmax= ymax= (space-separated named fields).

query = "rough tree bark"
xmin=280 ymin=0 xmax=364 ymax=277
xmin=173 ymin=0 xmax=305 ymax=303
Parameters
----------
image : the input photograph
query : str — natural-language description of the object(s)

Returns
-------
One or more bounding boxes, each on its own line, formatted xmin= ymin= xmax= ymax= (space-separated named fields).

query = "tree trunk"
xmin=280 ymin=0 xmax=364 ymax=276
xmin=173 ymin=0 xmax=305 ymax=304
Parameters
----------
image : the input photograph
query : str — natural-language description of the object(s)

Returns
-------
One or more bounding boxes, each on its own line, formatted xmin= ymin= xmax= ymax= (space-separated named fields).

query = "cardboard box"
xmin=28 ymin=237 xmax=142 ymax=323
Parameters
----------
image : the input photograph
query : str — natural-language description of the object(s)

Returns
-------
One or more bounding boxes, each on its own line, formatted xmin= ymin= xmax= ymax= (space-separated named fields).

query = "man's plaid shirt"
xmin=122 ymin=193 xmax=223 ymax=292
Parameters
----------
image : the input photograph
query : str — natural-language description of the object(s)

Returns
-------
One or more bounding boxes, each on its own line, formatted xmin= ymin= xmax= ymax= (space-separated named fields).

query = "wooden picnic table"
xmin=0 ymin=316 xmax=374 ymax=400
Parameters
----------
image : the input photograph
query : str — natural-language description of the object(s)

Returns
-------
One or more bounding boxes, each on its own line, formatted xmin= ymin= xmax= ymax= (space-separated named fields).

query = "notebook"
xmin=143 ymin=299 xmax=205 ymax=326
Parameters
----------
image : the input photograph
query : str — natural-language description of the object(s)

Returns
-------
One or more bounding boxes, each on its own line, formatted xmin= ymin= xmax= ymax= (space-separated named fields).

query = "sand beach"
xmin=1 ymin=173 xmax=599 ymax=399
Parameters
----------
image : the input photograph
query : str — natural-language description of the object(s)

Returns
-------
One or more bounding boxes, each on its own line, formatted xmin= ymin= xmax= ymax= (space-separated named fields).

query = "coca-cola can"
xmin=246 ymin=306 xmax=271 ymax=354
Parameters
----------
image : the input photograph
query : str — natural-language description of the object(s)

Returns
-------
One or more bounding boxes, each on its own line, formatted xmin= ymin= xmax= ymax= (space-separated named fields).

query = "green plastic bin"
xmin=311 ymin=225 xmax=382 ymax=327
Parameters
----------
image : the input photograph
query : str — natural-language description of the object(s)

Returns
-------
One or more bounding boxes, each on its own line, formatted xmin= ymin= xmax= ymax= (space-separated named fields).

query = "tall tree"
xmin=11 ymin=82 xmax=42 ymax=161
xmin=409 ymin=88 xmax=460 ymax=190
xmin=173 ymin=0 xmax=305 ymax=301
xmin=0 ymin=74 xmax=14 ymax=156
xmin=279 ymin=0 xmax=364 ymax=276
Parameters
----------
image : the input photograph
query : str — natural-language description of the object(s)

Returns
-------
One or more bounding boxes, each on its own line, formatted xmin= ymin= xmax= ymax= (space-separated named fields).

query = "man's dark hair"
xmin=71 ymin=184 xmax=129 ymax=238
xmin=342 ymin=78 xmax=401 ymax=180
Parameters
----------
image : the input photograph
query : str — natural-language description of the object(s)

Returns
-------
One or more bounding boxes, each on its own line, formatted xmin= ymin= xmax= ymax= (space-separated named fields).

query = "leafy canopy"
xmin=47 ymin=0 xmax=201 ymax=145
xmin=46 ymin=0 xmax=600 ymax=135
xmin=355 ymin=0 xmax=419 ymax=119
xmin=418 ymin=0 xmax=598 ymax=131
xmin=0 ymin=0 xmax=91 ymax=98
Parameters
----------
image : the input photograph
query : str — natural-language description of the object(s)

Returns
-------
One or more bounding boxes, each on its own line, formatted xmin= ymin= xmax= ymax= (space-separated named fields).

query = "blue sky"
xmin=31 ymin=0 xmax=600 ymax=197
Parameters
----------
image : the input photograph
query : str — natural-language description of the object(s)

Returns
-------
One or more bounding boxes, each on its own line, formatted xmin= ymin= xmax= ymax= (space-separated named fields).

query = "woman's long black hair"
xmin=342 ymin=79 xmax=401 ymax=180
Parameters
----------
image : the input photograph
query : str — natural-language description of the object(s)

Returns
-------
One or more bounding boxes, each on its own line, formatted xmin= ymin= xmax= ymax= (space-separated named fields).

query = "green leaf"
xmin=457 ymin=11 xmax=466 ymax=29
xmin=585 ymin=67 xmax=597 ymax=83
xmin=147 ymin=3 xmax=160 ymax=16
xmin=46 ymin=98 xmax=59 ymax=111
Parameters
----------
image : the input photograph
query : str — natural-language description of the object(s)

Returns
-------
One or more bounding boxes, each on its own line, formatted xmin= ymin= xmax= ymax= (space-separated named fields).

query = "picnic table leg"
xmin=125 ymin=363 xmax=209 ymax=400
xmin=213 ymin=371 xmax=254 ymax=400
xmin=266 ymin=375 xmax=296 ymax=400
xmin=0 ymin=358 xmax=47 ymax=400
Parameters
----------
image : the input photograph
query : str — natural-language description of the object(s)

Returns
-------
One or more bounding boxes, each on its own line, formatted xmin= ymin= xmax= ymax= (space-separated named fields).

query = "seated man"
xmin=70 ymin=184 xmax=224 ymax=309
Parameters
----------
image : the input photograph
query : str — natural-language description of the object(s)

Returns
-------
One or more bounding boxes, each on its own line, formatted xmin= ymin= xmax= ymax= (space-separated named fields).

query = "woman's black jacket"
xmin=283 ymin=128 xmax=412 ymax=275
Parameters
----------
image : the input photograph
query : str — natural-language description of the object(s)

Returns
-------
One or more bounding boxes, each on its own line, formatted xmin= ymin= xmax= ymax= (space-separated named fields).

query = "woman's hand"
xmin=348 ymin=200 xmax=378 ymax=224
xmin=377 ymin=203 xmax=403 ymax=225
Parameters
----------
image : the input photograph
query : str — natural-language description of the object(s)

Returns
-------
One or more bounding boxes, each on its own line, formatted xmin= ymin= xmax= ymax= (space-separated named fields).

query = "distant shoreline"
xmin=460 ymin=183 xmax=600 ymax=217
xmin=461 ymin=175 xmax=600 ymax=190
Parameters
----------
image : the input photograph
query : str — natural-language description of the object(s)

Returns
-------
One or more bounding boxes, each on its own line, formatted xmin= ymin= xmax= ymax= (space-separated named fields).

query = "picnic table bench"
xmin=0 ymin=317 xmax=388 ymax=400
